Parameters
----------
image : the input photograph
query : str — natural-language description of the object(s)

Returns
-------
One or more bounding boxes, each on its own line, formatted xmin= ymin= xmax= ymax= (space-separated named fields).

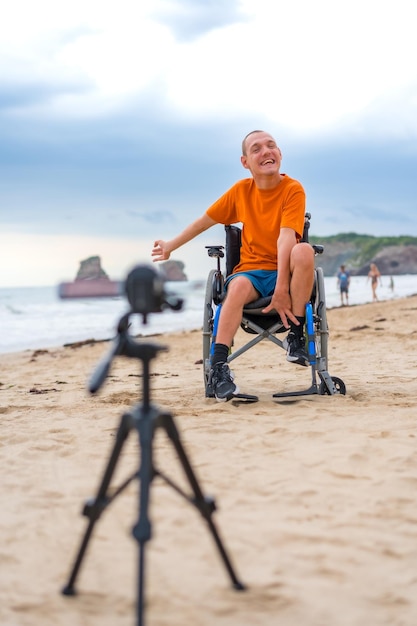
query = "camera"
xmin=125 ymin=265 xmax=183 ymax=322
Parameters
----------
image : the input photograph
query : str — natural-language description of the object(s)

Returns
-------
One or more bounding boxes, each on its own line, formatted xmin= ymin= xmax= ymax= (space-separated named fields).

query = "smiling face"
xmin=241 ymin=131 xmax=282 ymax=183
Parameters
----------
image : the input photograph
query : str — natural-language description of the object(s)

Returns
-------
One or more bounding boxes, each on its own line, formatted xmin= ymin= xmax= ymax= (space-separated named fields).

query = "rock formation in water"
xmin=75 ymin=256 xmax=110 ymax=281
xmin=159 ymin=260 xmax=187 ymax=281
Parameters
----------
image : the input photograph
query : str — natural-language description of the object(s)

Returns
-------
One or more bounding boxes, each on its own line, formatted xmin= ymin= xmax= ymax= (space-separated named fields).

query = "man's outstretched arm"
xmin=152 ymin=214 xmax=217 ymax=262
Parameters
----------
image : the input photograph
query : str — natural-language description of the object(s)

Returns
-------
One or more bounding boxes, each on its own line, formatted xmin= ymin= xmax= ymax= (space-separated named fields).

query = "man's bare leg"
xmin=209 ymin=276 xmax=258 ymax=401
xmin=289 ymin=243 xmax=315 ymax=315
xmin=216 ymin=276 xmax=259 ymax=346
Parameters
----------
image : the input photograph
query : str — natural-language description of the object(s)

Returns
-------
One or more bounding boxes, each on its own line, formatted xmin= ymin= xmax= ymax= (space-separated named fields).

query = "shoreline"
xmin=1 ymin=291 xmax=417 ymax=358
xmin=2 ymin=276 xmax=417 ymax=356
xmin=1 ymin=295 xmax=417 ymax=626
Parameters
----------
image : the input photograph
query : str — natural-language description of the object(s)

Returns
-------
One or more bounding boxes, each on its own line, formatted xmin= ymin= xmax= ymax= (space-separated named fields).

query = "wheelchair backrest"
xmin=225 ymin=225 xmax=242 ymax=277
xmin=224 ymin=213 xmax=312 ymax=277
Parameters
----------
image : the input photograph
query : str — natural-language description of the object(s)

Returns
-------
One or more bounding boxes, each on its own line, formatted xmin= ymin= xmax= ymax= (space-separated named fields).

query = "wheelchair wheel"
xmin=203 ymin=269 xmax=217 ymax=389
xmin=314 ymin=267 xmax=328 ymax=370
xmin=319 ymin=376 xmax=346 ymax=395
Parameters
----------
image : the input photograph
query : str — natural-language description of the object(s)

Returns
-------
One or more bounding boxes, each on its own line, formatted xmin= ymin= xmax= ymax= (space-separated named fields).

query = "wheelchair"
xmin=202 ymin=213 xmax=346 ymax=401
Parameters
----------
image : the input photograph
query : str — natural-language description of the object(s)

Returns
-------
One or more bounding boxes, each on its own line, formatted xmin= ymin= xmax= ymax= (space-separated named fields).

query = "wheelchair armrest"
xmin=312 ymin=244 xmax=324 ymax=255
xmin=206 ymin=245 xmax=224 ymax=259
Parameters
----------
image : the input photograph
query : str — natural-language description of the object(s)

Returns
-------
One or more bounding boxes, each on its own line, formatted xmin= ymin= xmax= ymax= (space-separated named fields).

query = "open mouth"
xmin=261 ymin=159 xmax=274 ymax=165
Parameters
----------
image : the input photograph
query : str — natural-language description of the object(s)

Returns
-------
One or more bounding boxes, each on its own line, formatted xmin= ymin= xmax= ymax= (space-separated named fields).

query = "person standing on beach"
xmin=367 ymin=262 xmax=381 ymax=301
xmin=389 ymin=276 xmax=395 ymax=293
xmin=152 ymin=130 xmax=315 ymax=402
xmin=337 ymin=264 xmax=350 ymax=306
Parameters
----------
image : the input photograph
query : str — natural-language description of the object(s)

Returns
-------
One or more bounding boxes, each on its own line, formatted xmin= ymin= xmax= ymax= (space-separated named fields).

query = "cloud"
xmin=1 ymin=0 xmax=417 ymax=286
xmin=152 ymin=0 xmax=249 ymax=41
xmin=1 ymin=103 xmax=416 ymax=243
xmin=2 ymin=0 xmax=416 ymax=132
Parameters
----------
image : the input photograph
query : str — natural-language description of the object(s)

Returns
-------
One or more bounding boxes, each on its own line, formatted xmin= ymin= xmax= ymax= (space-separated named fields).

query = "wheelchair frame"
xmin=202 ymin=214 xmax=346 ymax=400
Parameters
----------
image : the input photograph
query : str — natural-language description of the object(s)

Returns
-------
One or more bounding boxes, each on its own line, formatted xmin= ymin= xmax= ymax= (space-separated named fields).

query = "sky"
xmin=1 ymin=0 xmax=417 ymax=287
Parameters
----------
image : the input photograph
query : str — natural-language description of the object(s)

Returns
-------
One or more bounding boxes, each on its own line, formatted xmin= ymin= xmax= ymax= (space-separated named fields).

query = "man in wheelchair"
xmin=152 ymin=130 xmax=315 ymax=402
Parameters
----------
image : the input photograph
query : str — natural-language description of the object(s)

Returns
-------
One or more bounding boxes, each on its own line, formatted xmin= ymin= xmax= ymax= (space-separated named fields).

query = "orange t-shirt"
xmin=206 ymin=175 xmax=305 ymax=273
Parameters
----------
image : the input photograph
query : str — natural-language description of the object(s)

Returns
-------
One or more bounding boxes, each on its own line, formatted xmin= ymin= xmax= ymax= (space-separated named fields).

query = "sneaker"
xmin=286 ymin=332 xmax=309 ymax=367
xmin=209 ymin=362 xmax=239 ymax=402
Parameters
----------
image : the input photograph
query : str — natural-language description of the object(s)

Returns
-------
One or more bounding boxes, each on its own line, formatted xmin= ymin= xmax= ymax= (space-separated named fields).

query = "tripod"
xmin=62 ymin=312 xmax=245 ymax=626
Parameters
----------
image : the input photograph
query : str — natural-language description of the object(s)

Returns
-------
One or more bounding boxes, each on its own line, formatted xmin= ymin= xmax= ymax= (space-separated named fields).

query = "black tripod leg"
xmin=131 ymin=407 xmax=156 ymax=626
xmin=159 ymin=412 xmax=245 ymax=591
xmin=62 ymin=412 xmax=134 ymax=596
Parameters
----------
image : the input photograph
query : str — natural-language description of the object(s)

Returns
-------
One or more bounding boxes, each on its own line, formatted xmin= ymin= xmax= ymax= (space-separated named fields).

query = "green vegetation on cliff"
xmin=310 ymin=234 xmax=417 ymax=265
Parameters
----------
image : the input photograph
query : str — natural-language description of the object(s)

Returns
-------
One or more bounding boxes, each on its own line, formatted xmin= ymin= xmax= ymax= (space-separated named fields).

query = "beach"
xmin=1 ymin=295 xmax=417 ymax=626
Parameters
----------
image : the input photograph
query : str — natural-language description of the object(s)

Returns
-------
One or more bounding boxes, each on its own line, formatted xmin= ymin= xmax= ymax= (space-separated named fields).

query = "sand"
xmin=1 ymin=295 xmax=417 ymax=626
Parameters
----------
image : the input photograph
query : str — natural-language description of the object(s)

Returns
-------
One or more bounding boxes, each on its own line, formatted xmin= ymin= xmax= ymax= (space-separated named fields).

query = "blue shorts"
xmin=224 ymin=270 xmax=277 ymax=298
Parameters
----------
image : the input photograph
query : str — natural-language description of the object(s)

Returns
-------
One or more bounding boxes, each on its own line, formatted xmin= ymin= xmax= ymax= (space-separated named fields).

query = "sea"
xmin=1 ymin=274 xmax=417 ymax=355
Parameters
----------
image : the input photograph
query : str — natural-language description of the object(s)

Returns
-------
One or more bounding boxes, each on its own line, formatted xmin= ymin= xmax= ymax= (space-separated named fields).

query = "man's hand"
xmin=262 ymin=290 xmax=299 ymax=329
xmin=151 ymin=215 xmax=217 ymax=264
xmin=151 ymin=240 xmax=171 ymax=262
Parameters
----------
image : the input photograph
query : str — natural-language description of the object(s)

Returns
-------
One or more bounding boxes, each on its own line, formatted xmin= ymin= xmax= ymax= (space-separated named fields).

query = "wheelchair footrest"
xmin=231 ymin=393 xmax=259 ymax=405
xmin=206 ymin=384 xmax=259 ymax=403
xmin=273 ymin=384 xmax=319 ymax=399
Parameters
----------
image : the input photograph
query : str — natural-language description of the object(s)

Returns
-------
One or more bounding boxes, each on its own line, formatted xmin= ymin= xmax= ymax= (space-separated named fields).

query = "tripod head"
xmin=125 ymin=264 xmax=183 ymax=324
xmin=89 ymin=264 xmax=183 ymax=395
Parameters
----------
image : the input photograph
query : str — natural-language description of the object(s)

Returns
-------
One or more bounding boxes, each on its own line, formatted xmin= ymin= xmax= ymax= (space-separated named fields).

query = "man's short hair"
xmin=242 ymin=130 xmax=265 ymax=156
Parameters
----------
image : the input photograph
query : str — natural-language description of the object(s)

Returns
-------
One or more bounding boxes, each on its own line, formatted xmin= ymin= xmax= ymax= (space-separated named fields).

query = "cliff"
xmin=354 ymin=245 xmax=417 ymax=275
xmin=309 ymin=234 xmax=417 ymax=276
